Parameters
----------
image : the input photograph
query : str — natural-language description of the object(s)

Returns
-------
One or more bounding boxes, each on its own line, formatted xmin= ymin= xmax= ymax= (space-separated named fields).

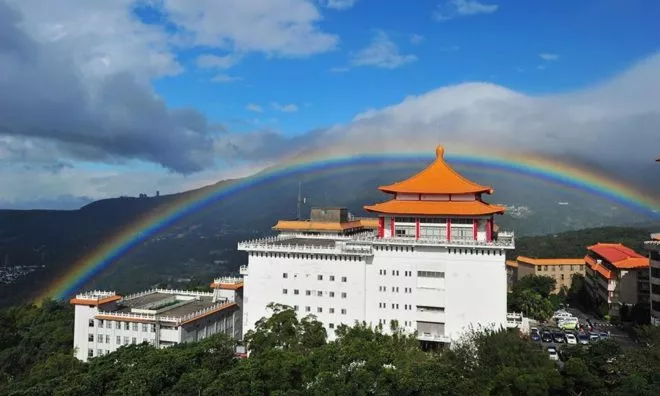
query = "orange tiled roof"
xmin=506 ymin=260 xmax=518 ymax=268
xmin=587 ymin=243 xmax=649 ymax=269
xmin=378 ymin=145 xmax=493 ymax=195
xmin=584 ymin=255 xmax=616 ymax=280
xmin=210 ymin=281 xmax=244 ymax=290
xmin=364 ymin=200 xmax=505 ymax=216
xmin=273 ymin=220 xmax=365 ymax=232
xmin=70 ymin=295 xmax=121 ymax=306
xmin=359 ymin=218 xmax=379 ymax=228
xmin=516 ymin=256 xmax=585 ymax=266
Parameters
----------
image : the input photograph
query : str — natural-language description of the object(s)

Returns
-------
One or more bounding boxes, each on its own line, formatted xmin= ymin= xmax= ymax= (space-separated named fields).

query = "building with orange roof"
xmin=71 ymin=277 xmax=243 ymax=362
xmin=505 ymin=260 xmax=518 ymax=292
xmin=646 ymin=233 xmax=660 ymax=325
xmin=584 ymin=243 xmax=650 ymax=315
xmin=513 ymin=256 xmax=585 ymax=293
xmin=238 ymin=145 xmax=515 ymax=346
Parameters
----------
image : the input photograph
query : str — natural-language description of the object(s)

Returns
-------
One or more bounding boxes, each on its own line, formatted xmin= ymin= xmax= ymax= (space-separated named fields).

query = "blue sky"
xmin=149 ymin=0 xmax=659 ymax=135
xmin=0 ymin=0 xmax=658 ymax=207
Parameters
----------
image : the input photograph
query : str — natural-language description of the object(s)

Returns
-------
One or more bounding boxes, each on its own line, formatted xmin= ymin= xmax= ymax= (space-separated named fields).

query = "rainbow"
xmin=37 ymin=147 xmax=660 ymax=302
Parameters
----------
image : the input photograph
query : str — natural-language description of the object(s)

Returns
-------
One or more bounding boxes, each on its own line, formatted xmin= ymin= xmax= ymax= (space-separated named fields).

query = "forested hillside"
xmin=2 ymin=301 xmax=660 ymax=395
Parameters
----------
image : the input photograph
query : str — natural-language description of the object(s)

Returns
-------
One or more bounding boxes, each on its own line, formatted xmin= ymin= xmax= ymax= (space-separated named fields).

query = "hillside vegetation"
xmin=1 ymin=301 xmax=660 ymax=395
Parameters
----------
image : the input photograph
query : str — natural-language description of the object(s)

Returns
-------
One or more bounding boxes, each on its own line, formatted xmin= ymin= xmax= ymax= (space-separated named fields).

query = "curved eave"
xmin=363 ymin=200 xmax=505 ymax=216
xmin=377 ymin=185 xmax=493 ymax=195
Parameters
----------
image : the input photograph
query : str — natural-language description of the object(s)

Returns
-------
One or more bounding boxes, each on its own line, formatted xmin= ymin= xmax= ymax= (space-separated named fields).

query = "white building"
xmin=71 ymin=277 xmax=243 ymax=362
xmin=239 ymin=145 xmax=515 ymax=346
xmin=647 ymin=233 xmax=660 ymax=325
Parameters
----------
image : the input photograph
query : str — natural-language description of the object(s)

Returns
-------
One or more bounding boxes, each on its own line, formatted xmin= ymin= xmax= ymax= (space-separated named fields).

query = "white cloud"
xmin=539 ymin=53 xmax=560 ymax=61
xmin=434 ymin=0 xmax=499 ymax=21
xmin=246 ymin=103 xmax=263 ymax=113
xmin=211 ymin=74 xmax=243 ymax=83
xmin=272 ymin=102 xmax=299 ymax=113
xmin=329 ymin=66 xmax=350 ymax=73
xmin=161 ymin=0 xmax=338 ymax=57
xmin=351 ymin=30 xmax=417 ymax=69
xmin=410 ymin=34 xmax=425 ymax=45
xmin=196 ymin=53 xmax=243 ymax=69
xmin=320 ymin=0 xmax=358 ymax=10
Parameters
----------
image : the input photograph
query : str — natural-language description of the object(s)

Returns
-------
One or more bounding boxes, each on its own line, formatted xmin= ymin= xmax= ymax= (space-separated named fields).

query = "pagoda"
xmin=364 ymin=145 xmax=505 ymax=242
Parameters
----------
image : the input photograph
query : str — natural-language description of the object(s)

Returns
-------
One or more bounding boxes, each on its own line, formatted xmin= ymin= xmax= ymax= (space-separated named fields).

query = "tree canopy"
xmin=2 ymin=301 xmax=660 ymax=395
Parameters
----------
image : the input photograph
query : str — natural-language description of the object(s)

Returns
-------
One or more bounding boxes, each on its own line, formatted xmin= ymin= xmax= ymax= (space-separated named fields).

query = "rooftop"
xmin=377 ymin=145 xmax=493 ymax=195
xmin=516 ymin=256 xmax=585 ymax=266
xmin=273 ymin=220 xmax=368 ymax=232
xmin=587 ymin=243 xmax=649 ymax=269
xmin=364 ymin=200 xmax=505 ymax=216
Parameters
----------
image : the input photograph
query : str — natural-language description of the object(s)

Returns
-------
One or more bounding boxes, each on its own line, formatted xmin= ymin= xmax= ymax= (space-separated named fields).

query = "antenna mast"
xmin=297 ymin=181 xmax=302 ymax=220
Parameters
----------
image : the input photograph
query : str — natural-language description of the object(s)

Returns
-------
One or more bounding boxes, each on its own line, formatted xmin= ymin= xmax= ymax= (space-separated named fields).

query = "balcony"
xmin=417 ymin=333 xmax=450 ymax=343
xmin=352 ymin=231 xmax=515 ymax=249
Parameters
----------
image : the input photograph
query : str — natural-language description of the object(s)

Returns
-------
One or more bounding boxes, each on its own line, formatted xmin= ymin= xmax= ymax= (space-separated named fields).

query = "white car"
xmin=547 ymin=347 xmax=559 ymax=361
xmin=565 ymin=333 xmax=577 ymax=345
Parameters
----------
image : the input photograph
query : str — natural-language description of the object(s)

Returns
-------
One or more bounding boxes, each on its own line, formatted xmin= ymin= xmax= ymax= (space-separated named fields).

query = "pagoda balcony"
xmin=351 ymin=230 xmax=515 ymax=249
xmin=237 ymin=236 xmax=374 ymax=257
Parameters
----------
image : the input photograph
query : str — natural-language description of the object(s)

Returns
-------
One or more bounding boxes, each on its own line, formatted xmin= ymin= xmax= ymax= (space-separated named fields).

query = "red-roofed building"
xmin=584 ymin=243 xmax=650 ymax=315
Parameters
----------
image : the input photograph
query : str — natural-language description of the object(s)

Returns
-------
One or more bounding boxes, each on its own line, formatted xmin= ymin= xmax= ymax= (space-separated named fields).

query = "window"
xmin=98 ymin=336 xmax=103 ymax=344
xmin=142 ymin=338 xmax=147 ymax=344
xmin=132 ymin=323 xmax=138 ymax=331
xmin=329 ymin=292 xmax=335 ymax=297
xmin=341 ymin=276 xmax=347 ymax=282
xmin=124 ymin=322 xmax=129 ymax=330
xmin=88 ymin=349 xmax=93 ymax=358
xmin=318 ymin=275 xmax=323 ymax=280
xmin=317 ymin=307 xmax=323 ymax=313
xmin=305 ymin=306 xmax=311 ymax=312
xmin=391 ymin=270 xmax=395 ymax=275
xmin=306 ymin=290 xmax=311 ymax=296
xmin=106 ymin=321 xmax=112 ymax=329
xmin=98 ymin=319 xmax=103 ymax=327
xmin=317 ymin=291 xmax=323 ymax=297
xmin=142 ymin=324 xmax=147 ymax=332
xmin=124 ymin=337 xmax=129 ymax=345
xmin=391 ymin=303 xmax=395 ymax=309
xmin=97 ymin=349 xmax=102 ymax=356
xmin=105 ymin=335 xmax=110 ymax=343
xmin=283 ymin=273 xmax=288 ymax=278
xmin=560 ymin=274 xmax=565 ymax=280
xmin=132 ymin=337 xmax=137 ymax=344
xmin=88 ymin=334 xmax=94 ymax=342
xmin=329 ymin=308 xmax=335 ymax=313
xmin=116 ymin=336 xmax=121 ymax=344
xmin=341 ymin=292 xmax=347 ymax=298
xmin=294 ymin=305 xmax=299 ymax=311
xmin=294 ymin=289 xmax=299 ymax=295
xmin=116 ymin=322 xmax=121 ymax=329
xmin=88 ymin=319 xmax=94 ymax=327
xmin=330 ymin=275 xmax=335 ymax=281
xmin=396 ymin=270 xmax=400 ymax=276
xmin=341 ymin=308 xmax=347 ymax=315
xmin=329 ymin=323 xmax=335 ymax=329
xmin=283 ymin=288 xmax=288 ymax=295
xmin=417 ymin=271 xmax=444 ymax=278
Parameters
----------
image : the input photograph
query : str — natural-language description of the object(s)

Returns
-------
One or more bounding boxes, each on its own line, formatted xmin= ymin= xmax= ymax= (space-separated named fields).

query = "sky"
xmin=0 ymin=0 xmax=659 ymax=209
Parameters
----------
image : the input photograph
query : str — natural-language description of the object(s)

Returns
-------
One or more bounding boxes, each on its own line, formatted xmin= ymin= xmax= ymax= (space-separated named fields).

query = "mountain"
xmin=0 ymin=161 xmax=658 ymax=307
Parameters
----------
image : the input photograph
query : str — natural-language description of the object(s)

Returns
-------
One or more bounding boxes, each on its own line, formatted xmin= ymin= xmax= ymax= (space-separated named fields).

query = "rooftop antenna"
xmin=297 ymin=181 xmax=302 ymax=220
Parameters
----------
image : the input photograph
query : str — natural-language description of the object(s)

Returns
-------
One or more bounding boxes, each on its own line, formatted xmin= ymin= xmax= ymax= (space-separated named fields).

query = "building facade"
xmin=71 ymin=277 xmax=243 ymax=362
xmin=514 ymin=256 xmax=585 ymax=293
xmin=239 ymin=146 xmax=515 ymax=346
xmin=646 ymin=234 xmax=660 ymax=325
xmin=584 ymin=243 xmax=650 ymax=315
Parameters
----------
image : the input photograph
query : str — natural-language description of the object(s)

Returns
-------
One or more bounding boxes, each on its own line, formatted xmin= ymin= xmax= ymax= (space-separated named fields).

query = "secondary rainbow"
xmin=37 ymin=147 xmax=660 ymax=302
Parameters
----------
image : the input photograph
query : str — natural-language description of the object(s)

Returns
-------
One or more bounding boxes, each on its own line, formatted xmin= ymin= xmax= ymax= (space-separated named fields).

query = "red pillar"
xmin=416 ymin=218 xmax=420 ymax=239
xmin=378 ymin=217 xmax=384 ymax=238
xmin=473 ymin=219 xmax=478 ymax=240
xmin=486 ymin=217 xmax=493 ymax=242
xmin=446 ymin=218 xmax=451 ymax=241
xmin=390 ymin=217 xmax=395 ymax=238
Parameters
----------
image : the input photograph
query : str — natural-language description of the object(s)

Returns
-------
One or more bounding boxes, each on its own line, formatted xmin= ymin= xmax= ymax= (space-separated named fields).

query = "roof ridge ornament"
xmin=436 ymin=145 xmax=444 ymax=159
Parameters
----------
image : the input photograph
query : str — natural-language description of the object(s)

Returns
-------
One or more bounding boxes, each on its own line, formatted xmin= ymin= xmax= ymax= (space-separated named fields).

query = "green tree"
xmin=513 ymin=275 xmax=556 ymax=298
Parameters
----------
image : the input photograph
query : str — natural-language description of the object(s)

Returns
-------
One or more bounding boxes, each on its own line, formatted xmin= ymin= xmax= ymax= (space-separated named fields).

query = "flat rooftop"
xmin=114 ymin=291 xmax=220 ymax=318
xmin=271 ymin=237 xmax=337 ymax=248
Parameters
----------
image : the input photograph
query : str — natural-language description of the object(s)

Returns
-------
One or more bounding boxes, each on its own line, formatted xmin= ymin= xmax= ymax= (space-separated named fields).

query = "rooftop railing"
xmin=122 ymin=288 xmax=214 ymax=302
xmin=645 ymin=234 xmax=660 ymax=249
xmin=98 ymin=301 xmax=234 ymax=325
xmin=213 ymin=276 xmax=243 ymax=285
xmin=75 ymin=290 xmax=117 ymax=300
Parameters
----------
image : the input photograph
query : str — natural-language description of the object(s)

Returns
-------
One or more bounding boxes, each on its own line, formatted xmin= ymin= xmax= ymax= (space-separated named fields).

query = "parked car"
xmin=553 ymin=332 xmax=565 ymax=343
xmin=578 ymin=333 xmax=590 ymax=345
xmin=542 ymin=332 xmax=553 ymax=343
xmin=547 ymin=347 xmax=559 ymax=361
xmin=589 ymin=333 xmax=600 ymax=342
xmin=599 ymin=332 xmax=610 ymax=339
xmin=565 ymin=333 xmax=578 ymax=345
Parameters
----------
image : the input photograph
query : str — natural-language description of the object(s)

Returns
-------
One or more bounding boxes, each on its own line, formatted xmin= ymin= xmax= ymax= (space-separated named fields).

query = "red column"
xmin=446 ymin=218 xmax=451 ymax=241
xmin=416 ymin=218 xmax=420 ymax=239
xmin=473 ymin=219 xmax=478 ymax=240
xmin=486 ymin=217 xmax=492 ymax=242
xmin=378 ymin=217 xmax=384 ymax=238
xmin=390 ymin=217 xmax=395 ymax=238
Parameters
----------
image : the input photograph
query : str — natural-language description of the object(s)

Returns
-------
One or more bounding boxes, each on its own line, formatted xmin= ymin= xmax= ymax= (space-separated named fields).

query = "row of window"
xmin=283 ymin=273 xmax=347 ymax=282
xmin=252 ymin=252 xmax=362 ymax=261
xmin=377 ymin=286 xmax=412 ymax=293
xmin=89 ymin=334 xmax=149 ymax=345
xmin=394 ymin=217 xmax=474 ymax=225
xmin=282 ymin=289 xmax=348 ymax=298
xmin=89 ymin=319 xmax=155 ymax=332
xmin=293 ymin=306 xmax=347 ymax=315
xmin=537 ymin=265 xmax=582 ymax=272
xmin=378 ymin=319 xmax=415 ymax=327
xmin=377 ymin=270 xmax=444 ymax=278
xmin=377 ymin=303 xmax=414 ymax=310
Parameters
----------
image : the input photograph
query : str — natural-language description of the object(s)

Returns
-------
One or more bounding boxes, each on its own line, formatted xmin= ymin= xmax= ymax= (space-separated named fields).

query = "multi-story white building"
xmin=71 ymin=277 xmax=243 ymax=362
xmin=239 ymin=145 xmax=515 ymax=346
xmin=647 ymin=233 xmax=660 ymax=325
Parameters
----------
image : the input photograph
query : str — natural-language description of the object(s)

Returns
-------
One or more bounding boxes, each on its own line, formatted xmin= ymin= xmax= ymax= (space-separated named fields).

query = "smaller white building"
xmin=71 ymin=277 xmax=243 ymax=362
xmin=646 ymin=233 xmax=660 ymax=325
